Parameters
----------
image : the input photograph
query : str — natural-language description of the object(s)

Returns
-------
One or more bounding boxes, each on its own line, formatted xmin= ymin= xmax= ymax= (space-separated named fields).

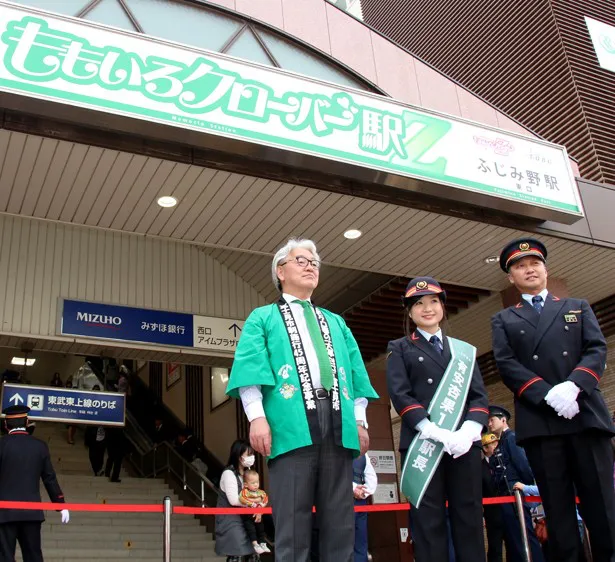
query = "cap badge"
xmin=416 ymin=280 xmax=428 ymax=290
xmin=519 ymin=242 xmax=530 ymax=251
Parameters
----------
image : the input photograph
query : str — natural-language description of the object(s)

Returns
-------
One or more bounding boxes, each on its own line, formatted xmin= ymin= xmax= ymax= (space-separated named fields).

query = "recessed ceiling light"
xmin=157 ymin=196 xmax=177 ymax=208
xmin=344 ymin=229 xmax=362 ymax=240
xmin=484 ymin=255 xmax=499 ymax=265
xmin=11 ymin=357 xmax=35 ymax=366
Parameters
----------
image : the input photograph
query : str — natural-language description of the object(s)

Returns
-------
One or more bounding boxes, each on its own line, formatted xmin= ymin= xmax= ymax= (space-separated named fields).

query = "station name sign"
xmin=59 ymin=299 xmax=244 ymax=354
xmin=0 ymin=2 xmax=583 ymax=222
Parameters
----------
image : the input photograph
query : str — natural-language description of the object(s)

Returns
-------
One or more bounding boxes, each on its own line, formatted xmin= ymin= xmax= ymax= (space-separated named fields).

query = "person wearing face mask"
xmin=386 ymin=277 xmax=489 ymax=562
xmin=215 ymin=439 xmax=262 ymax=561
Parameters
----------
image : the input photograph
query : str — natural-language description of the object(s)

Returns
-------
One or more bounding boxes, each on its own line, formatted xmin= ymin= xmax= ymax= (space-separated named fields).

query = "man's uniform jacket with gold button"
xmin=491 ymin=293 xmax=613 ymax=443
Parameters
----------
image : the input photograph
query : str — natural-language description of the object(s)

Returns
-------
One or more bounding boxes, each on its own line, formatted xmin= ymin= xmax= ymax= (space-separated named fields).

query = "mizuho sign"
xmin=0 ymin=2 xmax=583 ymax=221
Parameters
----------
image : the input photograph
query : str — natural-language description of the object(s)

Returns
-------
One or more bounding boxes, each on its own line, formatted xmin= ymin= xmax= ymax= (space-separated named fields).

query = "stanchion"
xmin=514 ymin=489 xmax=532 ymax=562
xmin=163 ymin=496 xmax=172 ymax=562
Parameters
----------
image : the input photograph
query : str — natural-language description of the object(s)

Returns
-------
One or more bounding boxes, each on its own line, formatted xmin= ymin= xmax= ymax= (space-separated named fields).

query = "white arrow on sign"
xmin=9 ymin=393 xmax=24 ymax=406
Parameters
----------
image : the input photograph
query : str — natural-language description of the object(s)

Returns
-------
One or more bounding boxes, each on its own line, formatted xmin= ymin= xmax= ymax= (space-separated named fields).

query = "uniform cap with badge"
xmin=402 ymin=276 xmax=447 ymax=305
xmin=2 ymin=405 xmax=30 ymax=419
xmin=499 ymin=238 xmax=548 ymax=272
xmin=488 ymin=404 xmax=511 ymax=421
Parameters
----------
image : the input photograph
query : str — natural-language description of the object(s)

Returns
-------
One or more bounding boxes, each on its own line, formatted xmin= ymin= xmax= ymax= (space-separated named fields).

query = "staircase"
xmin=16 ymin=422 xmax=221 ymax=561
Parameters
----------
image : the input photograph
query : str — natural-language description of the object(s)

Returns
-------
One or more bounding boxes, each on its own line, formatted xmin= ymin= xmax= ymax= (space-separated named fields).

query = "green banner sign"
xmin=401 ymin=337 xmax=476 ymax=508
xmin=0 ymin=3 xmax=583 ymax=220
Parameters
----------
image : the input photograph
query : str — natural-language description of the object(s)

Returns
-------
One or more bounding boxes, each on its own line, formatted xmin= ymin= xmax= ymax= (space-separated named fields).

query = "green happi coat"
xmin=226 ymin=302 xmax=379 ymax=461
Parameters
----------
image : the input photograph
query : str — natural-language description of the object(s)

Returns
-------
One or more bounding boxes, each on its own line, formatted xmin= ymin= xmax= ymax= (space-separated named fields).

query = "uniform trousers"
xmin=523 ymin=430 xmax=615 ymax=562
xmin=353 ymin=498 xmax=368 ymax=562
xmin=406 ymin=446 xmax=485 ymax=562
xmin=0 ymin=521 xmax=43 ymax=562
xmin=268 ymin=397 xmax=354 ymax=562
xmin=483 ymin=504 xmax=504 ymax=562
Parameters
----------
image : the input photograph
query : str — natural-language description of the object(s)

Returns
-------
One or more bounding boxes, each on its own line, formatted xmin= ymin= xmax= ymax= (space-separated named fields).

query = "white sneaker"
xmin=260 ymin=543 xmax=271 ymax=553
xmin=254 ymin=544 xmax=266 ymax=555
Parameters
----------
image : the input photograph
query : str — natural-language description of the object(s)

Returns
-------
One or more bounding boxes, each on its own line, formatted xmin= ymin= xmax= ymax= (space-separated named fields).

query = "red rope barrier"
xmin=0 ymin=495 xmax=575 ymax=514
xmin=0 ymin=501 xmax=163 ymax=512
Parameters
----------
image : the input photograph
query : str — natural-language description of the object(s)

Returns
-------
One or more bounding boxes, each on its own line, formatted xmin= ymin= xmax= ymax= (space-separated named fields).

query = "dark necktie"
xmin=532 ymin=295 xmax=543 ymax=315
xmin=429 ymin=335 xmax=443 ymax=355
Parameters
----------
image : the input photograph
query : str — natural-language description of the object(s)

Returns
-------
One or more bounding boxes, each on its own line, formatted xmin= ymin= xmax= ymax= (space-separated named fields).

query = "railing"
xmin=125 ymin=434 xmax=219 ymax=509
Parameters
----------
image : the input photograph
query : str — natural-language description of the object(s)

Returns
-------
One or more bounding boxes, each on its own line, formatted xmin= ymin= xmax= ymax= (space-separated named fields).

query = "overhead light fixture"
xmin=157 ymin=196 xmax=177 ymax=208
xmin=484 ymin=255 xmax=499 ymax=265
xmin=344 ymin=229 xmax=362 ymax=240
xmin=11 ymin=357 xmax=35 ymax=366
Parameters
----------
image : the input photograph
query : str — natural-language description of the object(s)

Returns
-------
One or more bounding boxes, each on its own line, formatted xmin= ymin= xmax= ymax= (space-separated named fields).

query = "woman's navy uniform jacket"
xmin=387 ymin=330 xmax=489 ymax=451
xmin=491 ymin=294 xmax=614 ymax=444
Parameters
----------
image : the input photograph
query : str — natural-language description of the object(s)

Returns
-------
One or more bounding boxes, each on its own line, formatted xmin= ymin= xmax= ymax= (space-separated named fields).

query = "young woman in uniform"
xmin=386 ymin=277 xmax=489 ymax=562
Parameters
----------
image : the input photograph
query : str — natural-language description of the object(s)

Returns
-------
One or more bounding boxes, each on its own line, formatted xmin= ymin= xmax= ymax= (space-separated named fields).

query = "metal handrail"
xmin=126 ymin=436 xmax=218 ymax=508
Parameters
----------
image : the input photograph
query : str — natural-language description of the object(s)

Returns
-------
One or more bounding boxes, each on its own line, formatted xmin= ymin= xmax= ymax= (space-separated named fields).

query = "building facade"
xmin=361 ymin=0 xmax=615 ymax=185
xmin=1 ymin=1 xmax=615 ymax=559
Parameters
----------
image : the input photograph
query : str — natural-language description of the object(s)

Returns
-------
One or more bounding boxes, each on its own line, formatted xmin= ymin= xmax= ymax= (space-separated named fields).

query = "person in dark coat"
xmin=481 ymin=433 xmax=504 ymax=562
xmin=386 ymin=277 xmax=489 ymax=562
xmin=487 ymin=406 xmax=545 ymax=562
xmin=492 ymin=238 xmax=615 ymax=562
xmin=0 ymin=406 xmax=69 ymax=562
xmin=104 ymin=426 xmax=125 ymax=483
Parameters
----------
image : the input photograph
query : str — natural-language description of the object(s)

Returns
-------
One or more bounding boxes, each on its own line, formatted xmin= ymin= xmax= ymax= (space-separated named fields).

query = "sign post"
xmin=1 ymin=383 xmax=125 ymax=426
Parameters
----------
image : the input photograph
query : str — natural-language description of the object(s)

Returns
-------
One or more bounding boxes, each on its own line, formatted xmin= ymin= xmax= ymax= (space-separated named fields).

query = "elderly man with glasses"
xmin=226 ymin=238 xmax=378 ymax=562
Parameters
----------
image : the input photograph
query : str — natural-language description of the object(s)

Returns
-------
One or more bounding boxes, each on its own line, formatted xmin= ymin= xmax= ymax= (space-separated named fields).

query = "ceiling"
xmin=1 ymin=129 xmax=615 ymax=362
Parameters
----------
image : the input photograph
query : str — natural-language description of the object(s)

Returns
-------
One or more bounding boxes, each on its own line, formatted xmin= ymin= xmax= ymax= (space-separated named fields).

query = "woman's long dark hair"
xmin=226 ymin=439 xmax=254 ymax=472
xmin=403 ymin=294 xmax=450 ymax=338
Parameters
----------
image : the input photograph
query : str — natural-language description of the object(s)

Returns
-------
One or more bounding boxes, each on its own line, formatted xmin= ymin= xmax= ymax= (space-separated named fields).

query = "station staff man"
xmin=491 ymin=237 xmax=615 ymax=562
xmin=226 ymin=238 xmax=378 ymax=561
xmin=0 ymin=405 xmax=69 ymax=562
xmin=487 ymin=405 xmax=544 ymax=562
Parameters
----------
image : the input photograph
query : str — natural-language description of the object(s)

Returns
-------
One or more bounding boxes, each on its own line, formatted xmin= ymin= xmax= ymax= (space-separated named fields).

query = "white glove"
xmin=545 ymin=381 xmax=580 ymax=417
xmin=447 ymin=421 xmax=483 ymax=459
xmin=557 ymin=400 xmax=580 ymax=420
xmin=61 ymin=509 xmax=70 ymax=524
xmin=416 ymin=420 xmax=453 ymax=449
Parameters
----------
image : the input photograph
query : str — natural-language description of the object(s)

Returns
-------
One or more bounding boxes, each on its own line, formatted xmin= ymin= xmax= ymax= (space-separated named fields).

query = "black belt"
xmin=314 ymin=388 xmax=330 ymax=400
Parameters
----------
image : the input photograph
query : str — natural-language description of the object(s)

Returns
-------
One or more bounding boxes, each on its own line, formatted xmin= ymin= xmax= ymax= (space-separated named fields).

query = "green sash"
xmin=400 ymin=336 xmax=477 ymax=508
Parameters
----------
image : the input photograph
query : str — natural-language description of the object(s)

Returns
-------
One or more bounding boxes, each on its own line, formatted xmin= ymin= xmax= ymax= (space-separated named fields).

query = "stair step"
xmin=18 ymin=421 xmax=220 ymax=562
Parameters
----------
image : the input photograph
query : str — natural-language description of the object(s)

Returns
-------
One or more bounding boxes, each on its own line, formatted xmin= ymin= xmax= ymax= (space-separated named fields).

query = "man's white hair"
xmin=271 ymin=238 xmax=321 ymax=291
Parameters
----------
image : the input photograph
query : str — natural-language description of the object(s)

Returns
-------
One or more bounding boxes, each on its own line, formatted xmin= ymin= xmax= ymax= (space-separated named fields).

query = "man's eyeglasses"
xmin=279 ymin=256 xmax=321 ymax=270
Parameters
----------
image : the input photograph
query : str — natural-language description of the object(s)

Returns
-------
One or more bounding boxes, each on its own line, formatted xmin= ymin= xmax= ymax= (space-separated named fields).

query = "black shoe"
xmin=110 ymin=478 xmax=121 ymax=483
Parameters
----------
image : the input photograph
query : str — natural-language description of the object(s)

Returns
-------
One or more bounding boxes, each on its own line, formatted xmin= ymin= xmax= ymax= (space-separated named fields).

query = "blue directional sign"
xmin=1 ymin=384 xmax=125 ymax=426
xmin=60 ymin=299 xmax=194 ymax=347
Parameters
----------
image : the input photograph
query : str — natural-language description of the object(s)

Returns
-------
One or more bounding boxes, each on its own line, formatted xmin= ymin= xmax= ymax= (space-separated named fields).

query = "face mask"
xmin=242 ymin=455 xmax=255 ymax=468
